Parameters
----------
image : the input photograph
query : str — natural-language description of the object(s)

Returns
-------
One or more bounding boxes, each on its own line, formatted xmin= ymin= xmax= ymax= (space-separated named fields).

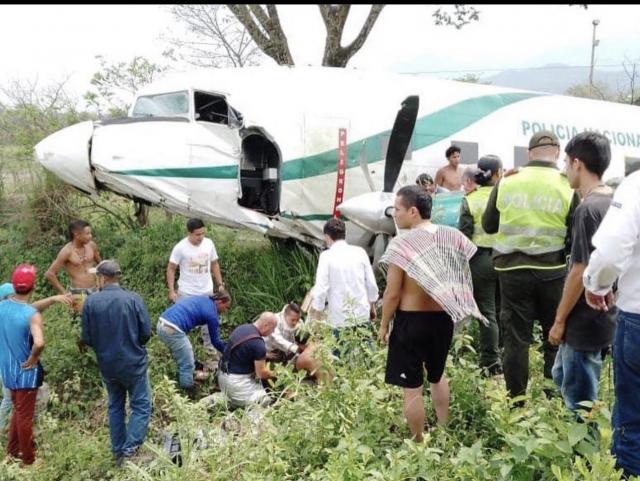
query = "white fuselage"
xmin=34 ymin=66 xmax=640 ymax=247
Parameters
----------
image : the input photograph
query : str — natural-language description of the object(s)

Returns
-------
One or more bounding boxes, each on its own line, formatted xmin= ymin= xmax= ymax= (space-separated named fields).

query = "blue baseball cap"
xmin=0 ymin=282 xmax=15 ymax=299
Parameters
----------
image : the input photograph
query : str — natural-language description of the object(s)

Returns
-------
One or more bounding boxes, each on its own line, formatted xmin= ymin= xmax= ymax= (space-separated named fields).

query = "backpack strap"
xmin=219 ymin=331 xmax=263 ymax=373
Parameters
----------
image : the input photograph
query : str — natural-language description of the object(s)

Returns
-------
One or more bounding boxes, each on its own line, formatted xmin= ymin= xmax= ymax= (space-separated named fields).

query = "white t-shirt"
xmin=169 ymin=237 xmax=219 ymax=296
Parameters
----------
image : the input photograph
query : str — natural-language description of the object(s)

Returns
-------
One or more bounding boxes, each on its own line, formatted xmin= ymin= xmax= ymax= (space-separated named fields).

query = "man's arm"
xmin=458 ymin=197 xmax=474 ymax=241
xmin=584 ymin=179 xmax=640 ymax=301
xmin=211 ymin=260 xmax=224 ymax=292
xmin=45 ymin=247 xmax=71 ymax=294
xmin=22 ymin=312 xmax=45 ymax=369
xmin=166 ymin=261 xmax=178 ymax=302
xmin=254 ymin=359 xmax=274 ymax=380
xmin=434 ymin=167 xmax=445 ymax=187
xmin=549 ymin=263 xmax=586 ymax=346
xmin=136 ymin=297 xmax=152 ymax=345
xmin=268 ymin=324 xmax=299 ymax=354
xmin=563 ymin=192 xmax=581 ymax=255
xmin=481 ymin=182 xmax=501 ymax=234
xmin=310 ymin=254 xmax=330 ymax=320
xmin=378 ymin=264 xmax=404 ymax=344
xmin=32 ymin=293 xmax=73 ymax=312
xmin=206 ymin=312 xmax=226 ymax=353
xmin=91 ymin=241 xmax=102 ymax=264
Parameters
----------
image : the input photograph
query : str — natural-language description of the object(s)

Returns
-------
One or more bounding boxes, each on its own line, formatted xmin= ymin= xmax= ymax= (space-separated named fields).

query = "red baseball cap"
xmin=11 ymin=264 xmax=37 ymax=293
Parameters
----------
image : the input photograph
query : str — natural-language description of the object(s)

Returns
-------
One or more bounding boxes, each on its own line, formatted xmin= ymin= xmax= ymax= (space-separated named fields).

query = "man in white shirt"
xmin=310 ymin=218 xmax=379 ymax=330
xmin=264 ymin=302 xmax=325 ymax=380
xmin=583 ymin=170 xmax=640 ymax=479
xmin=166 ymin=218 xmax=225 ymax=352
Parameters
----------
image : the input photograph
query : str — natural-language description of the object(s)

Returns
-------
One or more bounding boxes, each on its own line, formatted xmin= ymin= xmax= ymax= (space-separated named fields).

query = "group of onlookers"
xmin=1 ymin=129 xmax=640 ymax=479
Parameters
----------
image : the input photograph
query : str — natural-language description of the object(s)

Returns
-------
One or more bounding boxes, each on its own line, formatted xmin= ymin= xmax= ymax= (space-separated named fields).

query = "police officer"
xmin=482 ymin=131 xmax=579 ymax=399
xmin=459 ymin=155 xmax=503 ymax=376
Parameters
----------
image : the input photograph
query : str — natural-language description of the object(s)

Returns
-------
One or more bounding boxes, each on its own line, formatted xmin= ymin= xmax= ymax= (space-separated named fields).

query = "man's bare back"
xmin=435 ymin=165 xmax=463 ymax=191
xmin=398 ymin=273 xmax=444 ymax=312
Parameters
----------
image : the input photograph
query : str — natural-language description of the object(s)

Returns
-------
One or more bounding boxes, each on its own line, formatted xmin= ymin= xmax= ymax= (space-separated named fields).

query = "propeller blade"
xmin=383 ymin=95 xmax=419 ymax=193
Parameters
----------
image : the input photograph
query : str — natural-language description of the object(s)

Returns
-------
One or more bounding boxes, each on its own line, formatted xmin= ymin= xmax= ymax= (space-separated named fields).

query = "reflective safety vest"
xmin=466 ymin=186 xmax=495 ymax=248
xmin=494 ymin=166 xmax=573 ymax=256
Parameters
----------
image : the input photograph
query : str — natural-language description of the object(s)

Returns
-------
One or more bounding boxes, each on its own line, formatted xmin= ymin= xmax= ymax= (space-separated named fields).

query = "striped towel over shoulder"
xmin=380 ymin=224 xmax=487 ymax=325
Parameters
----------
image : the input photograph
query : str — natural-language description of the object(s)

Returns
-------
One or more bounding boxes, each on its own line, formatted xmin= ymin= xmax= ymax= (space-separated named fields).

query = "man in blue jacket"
xmin=157 ymin=292 xmax=231 ymax=397
xmin=81 ymin=260 xmax=152 ymax=466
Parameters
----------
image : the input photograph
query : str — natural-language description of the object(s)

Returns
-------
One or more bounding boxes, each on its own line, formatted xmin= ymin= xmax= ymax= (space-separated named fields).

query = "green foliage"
xmin=84 ymin=55 xmax=168 ymax=118
xmin=0 ymin=208 xmax=627 ymax=481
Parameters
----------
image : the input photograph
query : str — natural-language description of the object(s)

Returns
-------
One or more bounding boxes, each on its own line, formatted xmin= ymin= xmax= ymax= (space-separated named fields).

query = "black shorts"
xmin=385 ymin=310 xmax=453 ymax=388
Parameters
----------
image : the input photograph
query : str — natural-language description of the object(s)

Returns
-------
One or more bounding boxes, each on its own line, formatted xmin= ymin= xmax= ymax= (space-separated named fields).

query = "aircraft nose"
xmin=338 ymin=191 xmax=395 ymax=235
xmin=34 ymin=120 xmax=97 ymax=195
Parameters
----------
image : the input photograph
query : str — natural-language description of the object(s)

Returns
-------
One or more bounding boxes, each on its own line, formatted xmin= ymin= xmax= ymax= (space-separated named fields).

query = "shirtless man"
xmin=434 ymin=145 xmax=463 ymax=191
xmin=379 ymin=186 xmax=474 ymax=442
xmin=45 ymin=219 xmax=102 ymax=311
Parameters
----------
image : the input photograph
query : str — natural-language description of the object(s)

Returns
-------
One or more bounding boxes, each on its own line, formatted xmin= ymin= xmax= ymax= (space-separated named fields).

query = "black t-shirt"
xmin=223 ymin=324 xmax=267 ymax=375
xmin=565 ymin=192 xmax=617 ymax=351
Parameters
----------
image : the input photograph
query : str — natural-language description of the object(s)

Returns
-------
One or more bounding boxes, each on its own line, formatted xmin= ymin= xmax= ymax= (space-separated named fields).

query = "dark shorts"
xmin=385 ymin=310 xmax=454 ymax=388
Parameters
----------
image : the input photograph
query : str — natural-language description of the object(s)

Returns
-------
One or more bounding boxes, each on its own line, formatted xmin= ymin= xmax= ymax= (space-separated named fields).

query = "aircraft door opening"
xmin=238 ymin=129 xmax=281 ymax=216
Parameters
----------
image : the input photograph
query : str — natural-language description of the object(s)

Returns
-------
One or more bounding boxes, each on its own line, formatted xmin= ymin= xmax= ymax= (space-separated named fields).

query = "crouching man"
xmin=157 ymin=292 xmax=231 ymax=398
xmin=264 ymin=302 xmax=325 ymax=382
xmin=217 ymin=312 xmax=277 ymax=408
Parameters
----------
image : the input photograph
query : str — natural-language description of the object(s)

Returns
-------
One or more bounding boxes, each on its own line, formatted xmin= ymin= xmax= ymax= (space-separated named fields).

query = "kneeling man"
xmin=264 ymin=302 xmax=324 ymax=381
xmin=218 ymin=312 xmax=277 ymax=408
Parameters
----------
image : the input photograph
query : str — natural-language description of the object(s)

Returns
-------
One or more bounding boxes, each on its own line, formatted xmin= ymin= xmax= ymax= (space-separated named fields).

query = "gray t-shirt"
xmin=564 ymin=192 xmax=617 ymax=351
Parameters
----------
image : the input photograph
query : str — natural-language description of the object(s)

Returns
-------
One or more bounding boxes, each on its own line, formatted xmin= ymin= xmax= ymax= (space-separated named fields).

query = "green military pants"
xmin=498 ymin=268 xmax=566 ymax=398
xmin=470 ymin=249 xmax=501 ymax=374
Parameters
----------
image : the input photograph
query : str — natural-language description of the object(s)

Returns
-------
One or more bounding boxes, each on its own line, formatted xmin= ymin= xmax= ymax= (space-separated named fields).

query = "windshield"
xmin=131 ymin=91 xmax=189 ymax=118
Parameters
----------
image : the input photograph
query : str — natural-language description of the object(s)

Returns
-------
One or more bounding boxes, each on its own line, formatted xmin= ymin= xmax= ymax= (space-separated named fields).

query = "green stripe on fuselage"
xmin=112 ymin=92 xmax=543 ymax=180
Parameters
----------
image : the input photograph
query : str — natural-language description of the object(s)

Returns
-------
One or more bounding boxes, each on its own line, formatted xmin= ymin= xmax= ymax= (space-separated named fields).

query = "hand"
xmin=370 ymin=306 xmax=377 ymax=321
xmin=55 ymin=293 xmax=74 ymax=307
xmin=218 ymin=284 xmax=226 ymax=293
xmin=77 ymin=339 xmax=88 ymax=353
xmin=21 ymin=355 xmax=39 ymax=370
xmin=548 ymin=322 xmax=565 ymax=346
xmin=377 ymin=324 xmax=390 ymax=345
xmin=297 ymin=344 xmax=304 ymax=354
xmin=503 ymin=167 xmax=520 ymax=177
xmin=168 ymin=291 xmax=178 ymax=303
xmin=585 ymin=290 xmax=613 ymax=311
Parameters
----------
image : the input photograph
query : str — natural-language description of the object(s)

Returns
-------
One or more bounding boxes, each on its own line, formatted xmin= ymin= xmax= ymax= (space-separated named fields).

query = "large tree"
xmin=168 ymin=5 xmax=480 ymax=68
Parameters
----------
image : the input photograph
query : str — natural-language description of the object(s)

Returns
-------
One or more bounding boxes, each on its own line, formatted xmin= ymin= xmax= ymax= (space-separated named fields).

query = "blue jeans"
xmin=552 ymin=343 xmax=602 ymax=412
xmin=102 ymin=372 xmax=152 ymax=457
xmin=612 ymin=310 xmax=640 ymax=478
xmin=157 ymin=321 xmax=195 ymax=389
xmin=0 ymin=382 xmax=11 ymax=431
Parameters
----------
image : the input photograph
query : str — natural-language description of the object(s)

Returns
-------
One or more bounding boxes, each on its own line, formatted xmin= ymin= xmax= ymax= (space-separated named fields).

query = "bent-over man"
xmin=157 ymin=293 xmax=231 ymax=397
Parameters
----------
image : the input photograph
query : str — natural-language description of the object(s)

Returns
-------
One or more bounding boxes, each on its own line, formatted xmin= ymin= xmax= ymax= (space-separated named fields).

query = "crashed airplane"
xmin=35 ymin=66 xmax=640 ymax=251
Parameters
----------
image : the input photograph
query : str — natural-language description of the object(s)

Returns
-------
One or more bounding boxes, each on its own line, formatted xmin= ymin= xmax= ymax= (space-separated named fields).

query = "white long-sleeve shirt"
xmin=311 ymin=240 xmax=379 ymax=327
xmin=264 ymin=306 xmax=299 ymax=354
xmin=583 ymin=171 xmax=640 ymax=313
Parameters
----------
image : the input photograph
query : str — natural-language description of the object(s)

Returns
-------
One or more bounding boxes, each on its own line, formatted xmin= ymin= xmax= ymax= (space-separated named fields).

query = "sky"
xmin=0 ymin=4 xmax=639 ymax=106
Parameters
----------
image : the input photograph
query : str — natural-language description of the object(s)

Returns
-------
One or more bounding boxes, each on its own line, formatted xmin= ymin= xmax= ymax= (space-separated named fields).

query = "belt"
xmin=158 ymin=318 xmax=183 ymax=334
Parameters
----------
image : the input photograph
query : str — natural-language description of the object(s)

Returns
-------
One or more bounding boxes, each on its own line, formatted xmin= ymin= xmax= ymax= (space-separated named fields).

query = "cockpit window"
xmin=193 ymin=91 xmax=243 ymax=128
xmin=132 ymin=91 xmax=189 ymax=118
